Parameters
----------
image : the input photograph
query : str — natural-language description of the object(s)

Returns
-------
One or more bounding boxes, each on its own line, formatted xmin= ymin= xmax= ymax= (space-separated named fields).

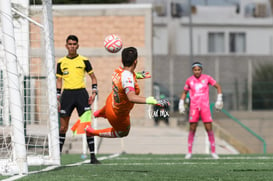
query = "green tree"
xmin=252 ymin=63 xmax=273 ymax=110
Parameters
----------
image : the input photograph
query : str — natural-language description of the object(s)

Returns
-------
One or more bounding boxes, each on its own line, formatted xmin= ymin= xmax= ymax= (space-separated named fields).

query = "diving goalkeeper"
xmin=85 ymin=47 xmax=169 ymax=138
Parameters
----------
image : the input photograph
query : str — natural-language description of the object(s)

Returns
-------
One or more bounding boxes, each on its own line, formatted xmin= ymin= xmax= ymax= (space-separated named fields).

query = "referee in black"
xmin=56 ymin=35 xmax=100 ymax=164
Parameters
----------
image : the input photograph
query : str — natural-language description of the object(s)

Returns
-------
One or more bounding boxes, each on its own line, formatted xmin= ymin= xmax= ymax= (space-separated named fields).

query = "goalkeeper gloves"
xmin=146 ymin=96 xmax=158 ymax=105
xmin=146 ymin=96 xmax=170 ymax=107
xmin=157 ymin=99 xmax=170 ymax=107
xmin=179 ymin=99 xmax=185 ymax=114
xmin=215 ymin=94 xmax=223 ymax=111
xmin=136 ymin=71 xmax=151 ymax=79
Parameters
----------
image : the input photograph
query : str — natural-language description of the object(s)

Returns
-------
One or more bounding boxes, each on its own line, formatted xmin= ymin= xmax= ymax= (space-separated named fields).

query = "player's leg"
xmin=77 ymin=89 xmax=100 ymax=164
xmin=93 ymin=94 xmax=112 ymax=118
xmin=185 ymin=107 xmax=199 ymax=159
xmin=185 ymin=122 xmax=197 ymax=159
xmin=86 ymin=93 xmax=131 ymax=138
xmin=59 ymin=90 xmax=74 ymax=153
xmin=86 ymin=110 xmax=130 ymax=138
xmin=86 ymin=125 xmax=130 ymax=138
xmin=86 ymin=135 xmax=100 ymax=164
xmin=93 ymin=105 xmax=106 ymax=118
xmin=201 ymin=108 xmax=219 ymax=159
xmin=59 ymin=116 xmax=70 ymax=152
xmin=203 ymin=122 xmax=219 ymax=159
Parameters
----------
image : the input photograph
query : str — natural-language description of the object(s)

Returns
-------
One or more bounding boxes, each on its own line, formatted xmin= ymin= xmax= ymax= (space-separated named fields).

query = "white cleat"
xmin=185 ymin=153 xmax=192 ymax=159
xmin=211 ymin=153 xmax=219 ymax=159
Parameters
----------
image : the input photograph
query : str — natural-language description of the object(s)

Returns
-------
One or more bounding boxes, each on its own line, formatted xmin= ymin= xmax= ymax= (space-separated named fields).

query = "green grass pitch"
xmin=2 ymin=154 xmax=273 ymax=181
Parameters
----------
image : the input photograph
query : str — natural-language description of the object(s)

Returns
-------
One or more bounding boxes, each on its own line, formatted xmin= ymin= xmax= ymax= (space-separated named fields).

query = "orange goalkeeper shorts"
xmin=97 ymin=94 xmax=131 ymax=133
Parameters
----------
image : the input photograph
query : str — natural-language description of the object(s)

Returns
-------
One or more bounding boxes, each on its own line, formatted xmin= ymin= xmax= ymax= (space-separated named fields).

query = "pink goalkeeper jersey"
xmin=184 ymin=74 xmax=216 ymax=109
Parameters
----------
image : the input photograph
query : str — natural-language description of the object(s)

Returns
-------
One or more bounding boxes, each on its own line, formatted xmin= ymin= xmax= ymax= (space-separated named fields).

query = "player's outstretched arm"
xmin=126 ymin=91 xmax=169 ymax=107
xmin=146 ymin=96 xmax=170 ymax=107
xmin=127 ymin=91 xmax=153 ymax=104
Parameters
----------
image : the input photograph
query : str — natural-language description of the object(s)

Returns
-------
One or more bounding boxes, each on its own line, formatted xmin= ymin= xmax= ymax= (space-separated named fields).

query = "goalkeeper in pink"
xmin=179 ymin=62 xmax=223 ymax=159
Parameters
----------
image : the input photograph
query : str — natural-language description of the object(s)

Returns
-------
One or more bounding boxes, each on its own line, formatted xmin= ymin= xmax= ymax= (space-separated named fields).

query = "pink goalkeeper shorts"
xmin=188 ymin=107 xmax=213 ymax=123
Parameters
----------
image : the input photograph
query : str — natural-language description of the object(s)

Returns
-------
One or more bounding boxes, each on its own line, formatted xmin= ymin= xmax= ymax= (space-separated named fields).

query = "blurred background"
xmin=1 ymin=0 xmax=273 ymax=155
xmin=30 ymin=0 xmax=273 ymax=112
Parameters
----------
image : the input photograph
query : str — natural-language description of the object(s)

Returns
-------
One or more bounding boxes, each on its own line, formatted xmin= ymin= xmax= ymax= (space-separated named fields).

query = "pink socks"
xmin=187 ymin=131 xmax=195 ymax=153
xmin=207 ymin=130 xmax=216 ymax=153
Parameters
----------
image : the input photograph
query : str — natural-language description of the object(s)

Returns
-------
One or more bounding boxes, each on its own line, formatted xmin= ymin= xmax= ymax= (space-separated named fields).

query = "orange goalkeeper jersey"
xmin=111 ymin=67 xmax=140 ymax=115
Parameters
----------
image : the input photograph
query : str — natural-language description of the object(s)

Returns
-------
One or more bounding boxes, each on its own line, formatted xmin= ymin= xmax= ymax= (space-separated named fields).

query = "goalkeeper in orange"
xmin=85 ymin=47 xmax=169 ymax=138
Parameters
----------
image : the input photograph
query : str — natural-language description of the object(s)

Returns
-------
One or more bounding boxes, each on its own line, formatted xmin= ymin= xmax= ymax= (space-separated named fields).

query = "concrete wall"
xmin=214 ymin=111 xmax=273 ymax=153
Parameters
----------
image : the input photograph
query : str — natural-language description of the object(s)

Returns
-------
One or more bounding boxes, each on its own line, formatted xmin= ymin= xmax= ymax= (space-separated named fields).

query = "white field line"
xmin=114 ymin=156 xmax=273 ymax=160
xmin=3 ymin=154 xmax=272 ymax=181
xmin=100 ymin=162 xmax=271 ymax=166
xmin=66 ymin=152 xmax=122 ymax=167
xmin=3 ymin=152 xmax=123 ymax=181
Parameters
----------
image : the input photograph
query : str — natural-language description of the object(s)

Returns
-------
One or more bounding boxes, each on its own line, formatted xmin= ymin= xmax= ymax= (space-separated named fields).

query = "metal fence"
xmin=153 ymin=55 xmax=273 ymax=112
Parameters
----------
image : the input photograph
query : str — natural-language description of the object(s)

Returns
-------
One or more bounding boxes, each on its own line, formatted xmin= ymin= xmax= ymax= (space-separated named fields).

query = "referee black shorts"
xmin=59 ymin=88 xmax=91 ymax=118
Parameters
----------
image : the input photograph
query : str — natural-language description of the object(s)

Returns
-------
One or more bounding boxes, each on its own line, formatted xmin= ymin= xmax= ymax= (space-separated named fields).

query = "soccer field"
xmin=2 ymin=153 xmax=273 ymax=181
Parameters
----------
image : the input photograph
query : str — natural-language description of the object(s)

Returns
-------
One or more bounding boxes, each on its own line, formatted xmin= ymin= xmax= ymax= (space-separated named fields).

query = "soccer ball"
xmin=104 ymin=34 xmax=122 ymax=53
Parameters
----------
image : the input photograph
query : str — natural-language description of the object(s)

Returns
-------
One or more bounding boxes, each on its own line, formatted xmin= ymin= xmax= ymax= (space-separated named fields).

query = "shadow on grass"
xmin=115 ymin=169 xmax=149 ymax=173
xmin=232 ymin=169 xmax=273 ymax=172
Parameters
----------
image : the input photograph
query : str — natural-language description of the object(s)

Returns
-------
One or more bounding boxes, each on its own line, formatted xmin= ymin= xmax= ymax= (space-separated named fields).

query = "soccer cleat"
xmin=93 ymin=110 xmax=106 ymax=118
xmin=90 ymin=157 xmax=101 ymax=164
xmin=85 ymin=125 xmax=96 ymax=136
xmin=185 ymin=153 xmax=192 ymax=159
xmin=211 ymin=153 xmax=219 ymax=159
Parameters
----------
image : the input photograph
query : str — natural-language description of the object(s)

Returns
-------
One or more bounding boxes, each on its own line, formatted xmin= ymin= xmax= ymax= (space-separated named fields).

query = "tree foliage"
xmin=252 ymin=63 xmax=273 ymax=110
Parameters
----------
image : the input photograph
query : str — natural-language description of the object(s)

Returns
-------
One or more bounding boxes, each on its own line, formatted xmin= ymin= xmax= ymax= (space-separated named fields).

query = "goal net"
xmin=0 ymin=0 xmax=60 ymax=175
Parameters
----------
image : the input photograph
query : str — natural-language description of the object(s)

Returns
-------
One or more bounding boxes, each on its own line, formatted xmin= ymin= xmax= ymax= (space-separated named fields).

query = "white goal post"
xmin=0 ymin=0 xmax=60 ymax=176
